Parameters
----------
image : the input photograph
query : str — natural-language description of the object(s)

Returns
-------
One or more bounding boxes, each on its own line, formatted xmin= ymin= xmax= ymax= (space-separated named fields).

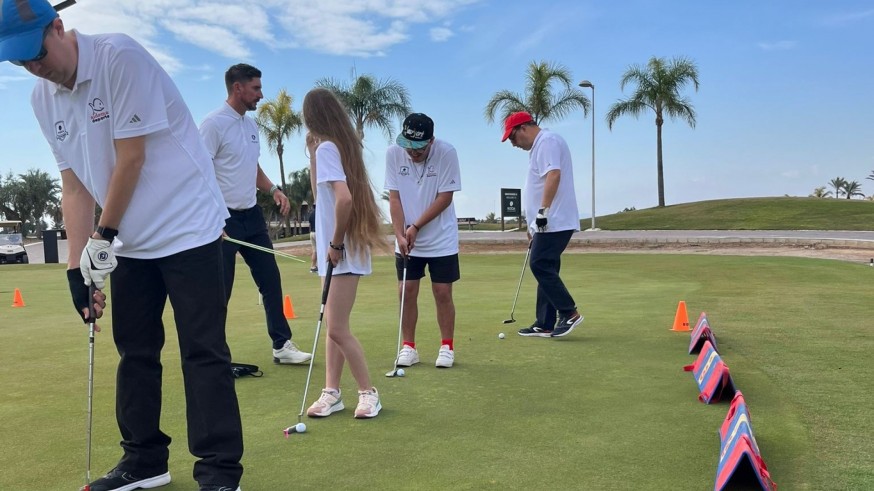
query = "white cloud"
xmin=430 ymin=27 xmax=454 ymax=42
xmin=48 ymin=0 xmax=481 ymax=67
xmin=757 ymin=40 xmax=797 ymax=51
xmin=823 ymin=9 xmax=874 ymax=26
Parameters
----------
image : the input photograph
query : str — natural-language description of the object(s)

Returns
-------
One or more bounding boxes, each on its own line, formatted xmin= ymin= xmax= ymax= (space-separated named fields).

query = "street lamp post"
xmin=578 ymin=80 xmax=598 ymax=231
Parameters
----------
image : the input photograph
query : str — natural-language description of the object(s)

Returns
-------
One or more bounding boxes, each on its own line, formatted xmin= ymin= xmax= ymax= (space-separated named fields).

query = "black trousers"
xmin=222 ymin=206 xmax=292 ymax=349
xmin=529 ymin=230 xmax=577 ymax=329
xmin=110 ymin=238 xmax=244 ymax=486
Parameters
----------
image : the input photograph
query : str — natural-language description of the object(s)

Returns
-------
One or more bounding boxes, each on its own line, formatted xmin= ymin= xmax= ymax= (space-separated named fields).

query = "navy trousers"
xmin=529 ymin=229 xmax=577 ymax=329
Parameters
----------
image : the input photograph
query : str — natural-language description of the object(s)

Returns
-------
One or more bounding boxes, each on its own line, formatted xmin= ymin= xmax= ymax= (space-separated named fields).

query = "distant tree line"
xmin=0 ymin=169 xmax=61 ymax=236
xmin=810 ymin=175 xmax=872 ymax=200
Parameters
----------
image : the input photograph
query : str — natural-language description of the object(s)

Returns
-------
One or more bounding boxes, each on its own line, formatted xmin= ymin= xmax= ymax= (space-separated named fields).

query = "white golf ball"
xmin=296 ymin=422 xmax=306 ymax=433
xmin=499 ymin=332 xmax=505 ymax=339
xmin=396 ymin=368 xmax=405 ymax=377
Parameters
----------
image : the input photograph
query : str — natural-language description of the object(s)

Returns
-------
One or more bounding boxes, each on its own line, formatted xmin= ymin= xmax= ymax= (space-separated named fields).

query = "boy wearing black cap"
xmin=385 ymin=113 xmax=462 ymax=369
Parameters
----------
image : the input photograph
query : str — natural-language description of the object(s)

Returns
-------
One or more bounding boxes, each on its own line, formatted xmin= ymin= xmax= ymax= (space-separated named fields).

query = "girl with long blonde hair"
xmin=303 ymin=87 xmax=386 ymax=419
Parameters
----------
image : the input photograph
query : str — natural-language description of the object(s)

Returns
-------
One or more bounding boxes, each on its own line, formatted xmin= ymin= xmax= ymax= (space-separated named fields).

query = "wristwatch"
xmin=269 ymin=184 xmax=280 ymax=194
xmin=538 ymin=207 xmax=550 ymax=216
xmin=96 ymin=226 xmax=118 ymax=242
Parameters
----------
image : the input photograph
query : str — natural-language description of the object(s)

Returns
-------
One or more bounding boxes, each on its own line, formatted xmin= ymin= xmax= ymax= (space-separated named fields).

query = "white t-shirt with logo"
xmin=314 ymin=141 xmax=371 ymax=276
xmin=31 ymin=31 xmax=227 ymax=259
xmin=524 ymin=129 xmax=580 ymax=235
xmin=199 ymin=102 xmax=261 ymax=210
xmin=384 ymin=139 xmax=462 ymax=257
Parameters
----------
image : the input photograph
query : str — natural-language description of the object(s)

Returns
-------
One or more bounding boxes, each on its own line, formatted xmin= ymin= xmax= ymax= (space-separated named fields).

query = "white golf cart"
xmin=0 ymin=220 xmax=29 ymax=264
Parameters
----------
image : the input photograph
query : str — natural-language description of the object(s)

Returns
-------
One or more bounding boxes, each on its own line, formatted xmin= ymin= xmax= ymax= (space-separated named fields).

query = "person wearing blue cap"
xmin=0 ymin=1 xmax=244 ymax=490
xmin=385 ymin=113 xmax=462 ymax=369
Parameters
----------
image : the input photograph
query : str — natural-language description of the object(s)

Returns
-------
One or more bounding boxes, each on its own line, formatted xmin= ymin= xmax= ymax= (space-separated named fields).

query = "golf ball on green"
xmin=397 ymin=368 xmax=405 ymax=376
xmin=498 ymin=332 xmax=505 ymax=339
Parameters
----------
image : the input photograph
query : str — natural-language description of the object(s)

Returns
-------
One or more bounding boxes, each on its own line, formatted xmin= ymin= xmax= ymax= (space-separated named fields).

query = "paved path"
xmin=22 ymin=230 xmax=874 ymax=265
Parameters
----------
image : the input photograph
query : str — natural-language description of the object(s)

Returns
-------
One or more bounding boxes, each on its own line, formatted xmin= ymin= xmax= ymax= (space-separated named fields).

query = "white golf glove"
xmin=80 ymin=237 xmax=117 ymax=289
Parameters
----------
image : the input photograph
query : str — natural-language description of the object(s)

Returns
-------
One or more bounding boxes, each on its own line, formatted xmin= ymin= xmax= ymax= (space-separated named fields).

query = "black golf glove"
xmin=67 ymin=268 xmax=91 ymax=323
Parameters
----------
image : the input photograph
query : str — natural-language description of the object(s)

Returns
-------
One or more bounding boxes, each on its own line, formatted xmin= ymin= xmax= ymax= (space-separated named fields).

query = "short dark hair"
xmin=225 ymin=64 xmax=261 ymax=93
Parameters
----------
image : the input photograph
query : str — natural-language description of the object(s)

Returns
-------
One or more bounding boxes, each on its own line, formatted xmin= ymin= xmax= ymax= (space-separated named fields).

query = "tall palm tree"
xmin=256 ymin=89 xmax=303 ymax=235
xmin=843 ymin=180 xmax=864 ymax=200
xmin=606 ymin=56 xmax=700 ymax=207
xmin=483 ymin=60 xmax=590 ymax=125
xmin=828 ymin=177 xmax=847 ymax=198
xmin=315 ymin=73 xmax=411 ymax=142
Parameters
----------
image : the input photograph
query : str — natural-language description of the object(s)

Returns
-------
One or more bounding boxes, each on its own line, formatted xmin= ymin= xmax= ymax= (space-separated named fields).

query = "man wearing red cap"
xmin=502 ymin=112 xmax=583 ymax=337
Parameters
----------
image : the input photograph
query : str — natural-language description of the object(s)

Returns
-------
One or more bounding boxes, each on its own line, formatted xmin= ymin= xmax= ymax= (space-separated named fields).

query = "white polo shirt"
xmin=314 ymin=141 xmax=371 ymax=276
xmin=384 ymin=139 xmax=462 ymax=257
xmin=30 ymin=31 xmax=228 ymax=259
xmin=524 ymin=129 xmax=580 ymax=235
xmin=199 ymin=102 xmax=261 ymax=210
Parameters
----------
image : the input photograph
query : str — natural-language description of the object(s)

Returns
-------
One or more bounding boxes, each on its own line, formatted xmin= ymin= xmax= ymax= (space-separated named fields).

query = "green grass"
xmin=594 ymin=196 xmax=874 ymax=230
xmin=1 ymin=253 xmax=872 ymax=490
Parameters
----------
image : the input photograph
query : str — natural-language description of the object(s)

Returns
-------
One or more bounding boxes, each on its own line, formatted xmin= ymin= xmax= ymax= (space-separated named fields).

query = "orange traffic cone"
xmin=12 ymin=288 xmax=25 ymax=308
xmin=670 ymin=300 xmax=690 ymax=332
xmin=283 ymin=295 xmax=296 ymax=319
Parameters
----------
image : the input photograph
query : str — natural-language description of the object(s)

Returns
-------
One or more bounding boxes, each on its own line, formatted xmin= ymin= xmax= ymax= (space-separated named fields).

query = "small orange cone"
xmin=283 ymin=295 xmax=296 ymax=319
xmin=670 ymin=300 xmax=690 ymax=332
xmin=12 ymin=288 xmax=25 ymax=308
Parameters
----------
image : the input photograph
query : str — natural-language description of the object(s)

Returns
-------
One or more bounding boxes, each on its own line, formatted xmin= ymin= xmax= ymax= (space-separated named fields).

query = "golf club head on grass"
xmin=385 ymin=368 xmax=405 ymax=377
xmin=502 ymin=318 xmax=517 ymax=324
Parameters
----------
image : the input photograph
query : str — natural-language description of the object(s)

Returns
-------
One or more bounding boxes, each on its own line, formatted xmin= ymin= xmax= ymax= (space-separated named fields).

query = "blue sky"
xmin=2 ymin=0 xmax=873 ymax=221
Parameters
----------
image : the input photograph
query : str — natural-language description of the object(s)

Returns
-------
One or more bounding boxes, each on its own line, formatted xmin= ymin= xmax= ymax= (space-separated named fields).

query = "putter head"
xmin=503 ymin=318 xmax=516 ymax=324
xmin=385 ymin=369 xmax=399 ymax=377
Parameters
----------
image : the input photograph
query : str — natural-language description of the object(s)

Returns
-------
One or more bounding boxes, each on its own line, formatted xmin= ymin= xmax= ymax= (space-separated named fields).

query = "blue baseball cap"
xmin=0 ymin=0 xmax=59 ymax=63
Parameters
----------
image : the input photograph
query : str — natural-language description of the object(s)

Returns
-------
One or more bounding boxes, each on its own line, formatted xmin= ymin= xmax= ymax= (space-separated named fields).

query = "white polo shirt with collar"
xmin=30 ymin=31 xmax=228 ymax=259
xmin=199 ymin=102 xmax=261 ymax=210
xmin=524 ymin=128 xmax=580 ymax=235
xmin=384 ymin=138 xmax=462 ymax=257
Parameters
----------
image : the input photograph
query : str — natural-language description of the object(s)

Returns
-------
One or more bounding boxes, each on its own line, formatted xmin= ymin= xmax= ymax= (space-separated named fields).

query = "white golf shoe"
xmin=273 ymin=340 xmax=312 ymax=364
xmin=307 ymin=389 xmax=344 ymax=417
xmin=396 ymin=345 xmax=420 ymax=367
xmin=435 ymin=344 xmax=454 ymax=368
xmin=354 ymin=388 xmax=382 ymax=419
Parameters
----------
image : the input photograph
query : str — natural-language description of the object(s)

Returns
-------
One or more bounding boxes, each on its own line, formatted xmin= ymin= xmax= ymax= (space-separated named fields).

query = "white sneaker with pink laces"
xmin=354 ymin=388 xmax=381 ymax=419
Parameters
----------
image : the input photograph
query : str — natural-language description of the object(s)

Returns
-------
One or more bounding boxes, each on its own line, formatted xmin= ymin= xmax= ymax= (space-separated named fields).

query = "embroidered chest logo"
xmin=399 ymin=166 xmax=410 ymax=176
xmin=89 ymin=98 xmax=110 ymax=123
xmin=426 ymin=165 xmax=437 ymax=178
xmin=250 ymin=134 xmax=258 ymax=143
xmin=55 ymin=121 xmax=69 ymax=141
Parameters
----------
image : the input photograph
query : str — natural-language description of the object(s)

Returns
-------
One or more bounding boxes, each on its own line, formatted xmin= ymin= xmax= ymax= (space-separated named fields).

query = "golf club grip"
xmin=321 ymin=261 xmax=334 ymax=304
xmin=86 ymin=284 xmax=97 ymax=324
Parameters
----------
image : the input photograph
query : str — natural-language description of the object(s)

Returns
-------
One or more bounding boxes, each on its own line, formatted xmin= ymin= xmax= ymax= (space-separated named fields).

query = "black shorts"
xmin=395 ymin=253 xmax=460 ymax=283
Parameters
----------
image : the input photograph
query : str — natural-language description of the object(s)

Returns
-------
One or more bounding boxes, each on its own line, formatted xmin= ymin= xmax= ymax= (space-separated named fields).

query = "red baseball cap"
xmin=501 ymin=111 xmax=534 ymax=142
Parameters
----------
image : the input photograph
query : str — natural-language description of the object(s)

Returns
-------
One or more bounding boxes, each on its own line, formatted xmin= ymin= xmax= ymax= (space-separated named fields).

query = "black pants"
xmin=110 ymin=239 xmax=244 ymax=486
xmin=222 ymin=206 xmax=292 ymax=349
xmin=529 ymin=230 xmax=577 ymax=329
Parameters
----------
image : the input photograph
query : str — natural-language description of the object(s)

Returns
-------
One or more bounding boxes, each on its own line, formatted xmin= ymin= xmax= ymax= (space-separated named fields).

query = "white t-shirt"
xmin=384 ymin=139 xmax=462 ymax=257
xmin=524 ymin=129 xmax=580 ymax=235
xmin=31 ymin=31 xmax=227 ymax=259
xmin=199 ymin=102 xmax=261 ymax=210
xmin=314 ymin=141 xmax=371 ymax=276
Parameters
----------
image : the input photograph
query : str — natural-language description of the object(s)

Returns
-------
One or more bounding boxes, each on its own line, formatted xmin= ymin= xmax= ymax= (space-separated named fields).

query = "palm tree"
xmin=866 ymin=170 xmax=874 ymax=182
xmin=256 ymin=89 xmax=303 ymax=235
xmin=286 ymin=167 xmax=313 ymax=234
xmin=843 ymin=180 xmax=864 ymax=200
xmin=829 ymin=177 xmax=847 ymax=198
xmin=380 ymin=190 xmax=390 ymax=202
xmin=483 ymin=60 xmax=590 ymax=125
xmin=606 ymin=56 xmax=700 ymax=207
xmin=315 ymin=72 xmax=411 ymax=142
xmin=809 ymin=186 xmax=832 ymax=198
